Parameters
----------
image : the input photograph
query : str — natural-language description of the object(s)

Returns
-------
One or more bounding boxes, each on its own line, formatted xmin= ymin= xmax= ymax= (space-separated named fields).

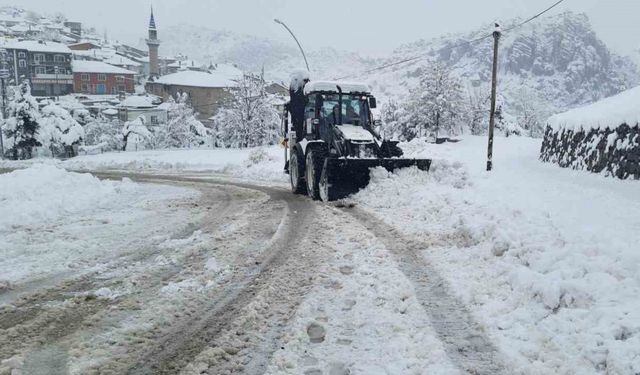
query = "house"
xmin=145 ymin=66 xmax=241 ymax=119
xmin=63 ymin=21 xmax=82 ymax=38
xmin=103 ymin=54 xmax=143 ymax=76
xmin=166 ymin=59 xmax=205 ymax=74
xmin=68 ymin=41 xmax=101 ymax=51
xmin=1 ymin=40 xmax=73 ymax=96
xmin=117 ymin=95 xmax=167 ymax=125
xmin=72 ymin=60 xmax=136 ymax=95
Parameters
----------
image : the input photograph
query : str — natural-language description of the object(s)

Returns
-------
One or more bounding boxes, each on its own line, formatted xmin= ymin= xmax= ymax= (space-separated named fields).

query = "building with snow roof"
xmin=145 ymin=69 xmax=241 ymax=119
xmin=117 ymin=95 xmax=167 ymax=125
xmin=72 ymin=60 xmax=136 ymax=95
xmin=1 ymin=40 xmax=73 ymax=96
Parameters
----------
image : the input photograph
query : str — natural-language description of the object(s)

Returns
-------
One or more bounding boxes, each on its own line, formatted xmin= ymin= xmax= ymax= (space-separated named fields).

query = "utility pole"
xmin=0 ymin=48 xmax=8 ymax=159
xmin=487 ymin=23 xmax=501 ymax=172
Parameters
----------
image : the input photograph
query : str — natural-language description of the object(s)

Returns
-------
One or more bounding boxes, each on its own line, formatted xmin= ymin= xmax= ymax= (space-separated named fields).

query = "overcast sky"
xmin=3 ymin=0 xmax=639 ymax=56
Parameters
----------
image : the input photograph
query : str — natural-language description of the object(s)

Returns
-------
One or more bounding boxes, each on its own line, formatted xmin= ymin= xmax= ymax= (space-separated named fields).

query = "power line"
xmin=333 ymin=0 xmax=567 ymax=80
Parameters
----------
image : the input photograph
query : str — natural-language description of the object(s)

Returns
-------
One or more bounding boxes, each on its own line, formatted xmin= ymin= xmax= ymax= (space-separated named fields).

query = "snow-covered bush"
xmin=152 ymin=93 xmax=209 ymax=148
xmin=1 ymin=82 xmax=41 ymax=160
xmin=212 ymin=73 xmax=281 ymax=148
xmin=122 ymin=116 xmax=151 ymax=151
xmin=38 ymin=103 xmax=85 ymax=157
xmin=84 ymin=116 xmax=124 ymax=152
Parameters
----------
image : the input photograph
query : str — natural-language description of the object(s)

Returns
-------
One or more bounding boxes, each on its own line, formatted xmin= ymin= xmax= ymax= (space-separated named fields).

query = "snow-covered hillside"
xmin=144 ymin=24 xmax=376 ymax=84
xmin=367 ymin=12 xmax=638 ymax=119
xmin=152 ymin=11 xmax=638 ymax=133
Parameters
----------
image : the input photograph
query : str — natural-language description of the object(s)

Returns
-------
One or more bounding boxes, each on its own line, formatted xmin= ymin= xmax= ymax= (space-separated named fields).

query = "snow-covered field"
xmin=354 ymin=136 xmax=640 ymax=374
xmin=0 ymin=146 xmax=288 ymax=184
xmin=0 ymin=165 xmax=198 ymax=288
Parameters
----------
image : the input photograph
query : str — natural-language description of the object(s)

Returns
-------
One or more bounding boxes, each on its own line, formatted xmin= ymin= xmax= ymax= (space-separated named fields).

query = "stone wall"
xmin=540 ymin=124 xmax=640 ymax=179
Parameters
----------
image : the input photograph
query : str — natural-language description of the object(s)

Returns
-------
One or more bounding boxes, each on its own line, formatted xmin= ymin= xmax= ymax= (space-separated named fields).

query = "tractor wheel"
xmin=305 ymin=148 xmax=326 ymax=200
xmin=289 ymin=147 xmax=307 ymax=195
xmin=319 ymin=160 xmax=338 ymax=202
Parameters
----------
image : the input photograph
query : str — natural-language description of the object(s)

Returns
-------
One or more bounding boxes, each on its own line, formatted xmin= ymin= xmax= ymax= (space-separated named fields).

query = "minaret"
xmin=146 ymin=6 xmax=160 ymax=78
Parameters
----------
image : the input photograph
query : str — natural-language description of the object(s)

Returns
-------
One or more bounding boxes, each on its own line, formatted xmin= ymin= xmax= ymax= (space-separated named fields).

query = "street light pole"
xmin=274 ymin=19 xmax=310 ymax=72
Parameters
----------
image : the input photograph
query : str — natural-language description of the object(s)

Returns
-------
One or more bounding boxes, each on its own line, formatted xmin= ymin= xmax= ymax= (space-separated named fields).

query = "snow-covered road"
xmin=0 ymin=168 xmax=509 ymax=375
xmin=2 ymin=136 xmax=638 ymax=374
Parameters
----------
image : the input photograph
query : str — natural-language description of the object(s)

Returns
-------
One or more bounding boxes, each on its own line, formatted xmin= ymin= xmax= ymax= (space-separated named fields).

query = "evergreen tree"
xmin=2 ymin=82 xmax=41 ymax=160
xmin=38 ymin=103 xmax=85 ymax=157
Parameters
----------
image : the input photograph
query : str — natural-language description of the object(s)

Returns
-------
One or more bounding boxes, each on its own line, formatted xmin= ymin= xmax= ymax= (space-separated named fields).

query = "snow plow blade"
xmin=322 ymin=158 xmax=431 ymax=201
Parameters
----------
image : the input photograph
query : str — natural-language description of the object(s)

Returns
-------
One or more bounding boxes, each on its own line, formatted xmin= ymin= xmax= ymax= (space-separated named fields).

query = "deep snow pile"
xmin=548 ymin=84 xmax=640 ymax=131
xmin=354 ymin=136 xmax=640 ymax=374
xmin=0 ymin=146 xmax=288 ymax=184
xmin=0 ymin=165 xmax=137 ymax=231
xmin=0 ymin=165 xmax=197 ymax=285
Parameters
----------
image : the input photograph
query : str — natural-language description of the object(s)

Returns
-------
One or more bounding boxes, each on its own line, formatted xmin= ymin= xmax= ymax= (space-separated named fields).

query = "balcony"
xmin=32 ymin=73 xmax=73 ymax=80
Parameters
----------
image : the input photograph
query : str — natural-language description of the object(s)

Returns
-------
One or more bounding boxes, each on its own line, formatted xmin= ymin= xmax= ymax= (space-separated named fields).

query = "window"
xmin=18 ymin=60 xmax=26 ymax=68
xmin=116 ymin=76 xmax=124 ymax=82
xmin=81 ymin=74 xmax=90 ymax=81
xmin=81 ymin=83 xmax=88 ymax=92
xmin=35 ymin=66 xmax=46 ymax=75
xmin=54 ymin=55 xmax=65 ymax=63
xmin=34 ymin=54 xmax=45 ymax=63
xmin=117 ymin=85 xmax=126 ymax=93
xmin=18 ymin=52 xmax=26 ymax=58
xmin=97 ymin=74 xmax=107 ymax=81
xmin=150 ymin=115 xmax=159 ymax=125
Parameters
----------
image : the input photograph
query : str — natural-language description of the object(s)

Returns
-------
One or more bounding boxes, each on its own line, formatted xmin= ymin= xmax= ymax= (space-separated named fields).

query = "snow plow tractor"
xmin=282 ymin=79 xmax=431 ymax=201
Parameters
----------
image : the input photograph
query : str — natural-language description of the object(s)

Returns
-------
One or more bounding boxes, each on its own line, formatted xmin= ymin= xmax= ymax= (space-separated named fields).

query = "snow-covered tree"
xmin=1 ymin=82 xmax=41 ymax=160
xmin=511 ymin=86 xmax=552 ymax=138
xmin=385 ymin=62 xmax=464 ymax=141
xmin=38 ymin=103 xmax=85 ymax=157
xmin=465 ymin=85 xmax=491 ymax=136
xmin=212 ymin=73 xmax=280 ymax=148
xmin=122 ymin=116 xmax=151 ymax=151
xmin=153 ymin=93 xmax=209 ymax=148
xmin=84 ymin=116 xmax=124 ymax=151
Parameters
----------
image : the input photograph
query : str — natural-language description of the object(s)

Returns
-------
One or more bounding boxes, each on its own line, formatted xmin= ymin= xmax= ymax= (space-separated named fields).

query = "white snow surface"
xmin=304 ymin=81 xmax=370 ymax=95
xmin=0 ymin=40 xmax=71 ymax=54
xmin=336 ymin=124 xmax=375 ymax=142
xmin=154 ymin=70 xmax=238 ymax=88
xmin=353 ymin=136 xmax=640 ymax=374
xmin=118 ymin=96 xmax=155 ymax=108
xmin=72 ymin=60 xmax=137 ymax=75
xmin=1 ymin=146 xmax=288 ymax=184
xmin=548 ymin=84 xmax=640 ymax=131
xmin=0 ymin=164 xmax=197 ymax=284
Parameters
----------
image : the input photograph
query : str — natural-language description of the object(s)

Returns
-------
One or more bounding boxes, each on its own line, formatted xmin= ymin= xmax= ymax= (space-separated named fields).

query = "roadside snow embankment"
xmin=0 ymin=146 xmax=288 ymax=184
xmin=0 ymin=164 xmax=136 ymax=231
xmin=354 ymin=136 xmax=640 ymax=374
xmin=0 ymin=165 xmax=198 ymax=285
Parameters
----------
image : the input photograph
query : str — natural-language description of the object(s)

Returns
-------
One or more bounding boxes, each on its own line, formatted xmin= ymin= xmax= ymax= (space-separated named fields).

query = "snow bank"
xmin=0 ymin=146 xmax=289 ymax=184
xmin=354 ymin=136 xmax=640 ymax=374
xmin=0 ymin=164 xmax=197 ymax=285
xmin=548 ymin=85 xmax=640 ymax=131
xmin=0 ymin=164 xmax=137 ymax=231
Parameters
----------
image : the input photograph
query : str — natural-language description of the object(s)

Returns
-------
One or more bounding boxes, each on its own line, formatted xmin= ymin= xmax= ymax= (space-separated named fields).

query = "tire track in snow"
xmin=0 ymin=184 xmax=225 ymax=363
xmin=347 ymin=207 xmax=508 ymax=375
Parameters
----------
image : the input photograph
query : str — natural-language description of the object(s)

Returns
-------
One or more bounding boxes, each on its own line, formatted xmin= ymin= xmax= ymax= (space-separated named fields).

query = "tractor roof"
xmin=304 ymin=81 xmax=371 ymax=95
